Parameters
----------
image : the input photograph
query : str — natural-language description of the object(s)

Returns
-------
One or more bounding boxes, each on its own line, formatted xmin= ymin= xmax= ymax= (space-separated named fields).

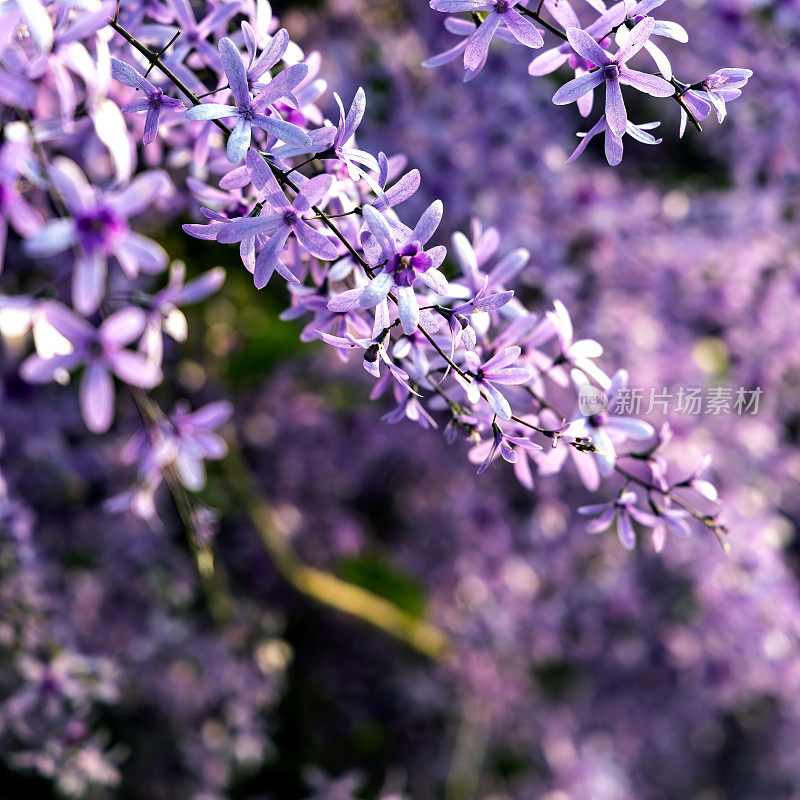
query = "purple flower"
xmin=649 ymin=503 xmax=693 ymax=551
xmin=565 ymin=370 xmax=655 ymax=476
xmin=578 ymin=490 xmax=659 ymax=549
xmin=163 ymin=400 xmax=233 ymax=491
xmin=699 ymin=67 xmax=753 ymax=122
xmin=447 ymin=281 xmax=515 ymax=352
xmin=111 ymin=58 xmax=186 ymax=145
xmin=675 ymin=455 xmax=719 ymax=502
xmin=592 ymin=0 xmax=689 ymax=80
xmin=566 ymin=116 xmax=661 ymax=166
xmin=529 ymin=0 xmax=613 ymax=116
xmin=677 ymin=88 xmax=712 ymax=137
xmin=457 ymin=345 xmax=532 ymax=420
xmin=0 ymin=142 xmax=42 ymax=270
xmin=469 ymin=422 xmax=542 ymax=474
xmin=350 ymin=203 xmax=448 ymax=335
xmin=142 ymin=261 xmax=226 ymax=362
xmin=143 ymin=0 xmax=241 ymax=69
xmin=184 ymin=37 xmax=311 ymax=162
xmin=8 ymin=0 xmax=53 ymax=52
xmin=450 ymin=222 xmax=529 ymax=303
xmin=429 ymin=0 xmax=544 ymax=72
xmin=545 ymin=300 xmax=608 ymax=387
xmin=370 ymin=153 xmax=421 ymax=219
xmin=315 ymin=330 xmax=418 ymax=395
xmin=552 ymin=18 xmax=674 ymax=138
xmin=282 ymin=284 xmax=372 ymax=347
xmin=424 ymin=15 xmax=534 ymax=80
xmin=217 ymin=153 xmax=338 ymax=288
xmin=20 ymin=303 xmax=162 ymax=433
xmin=331 ymin=87 xmax=380 ymax=180
xmin=23 ymin=160 xmax=169 ymax=314
xmin=31 ymin=7 xmax=109 ymax=122
xmin=241 ymin=23 xmax=290 ymax=89
xmin=382 ymin=382 xmax=439 ymax=430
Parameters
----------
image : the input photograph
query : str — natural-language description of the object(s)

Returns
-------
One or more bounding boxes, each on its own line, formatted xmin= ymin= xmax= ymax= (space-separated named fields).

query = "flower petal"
xmin=359 ymin=271 xmax=395 ymax=308
xmin=502 ymin=8 xmax=543 ymax=49
xmin=566 ymin=26 xmax=609 ymax=66
xmin=218 ymin=36 xmax=251 ymax=108
xmin=81 ymin=361 xmax=115 ymax=433
xmin=605 ymin=75 xmax=627 ymax=138
xmin=464 ymin=12 xmax=501 ymax=71
xmin=553 ymin=69 xmax=605 ymax=105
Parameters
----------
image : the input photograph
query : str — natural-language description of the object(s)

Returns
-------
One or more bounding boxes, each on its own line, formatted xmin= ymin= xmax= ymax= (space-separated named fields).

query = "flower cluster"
xmin=0 ymin=0 xmax=733 ymax=566
xmin=0 ymin=0 xmax=751 ymax=790
xmin=426 ymin=0 xmax=752 ymax=164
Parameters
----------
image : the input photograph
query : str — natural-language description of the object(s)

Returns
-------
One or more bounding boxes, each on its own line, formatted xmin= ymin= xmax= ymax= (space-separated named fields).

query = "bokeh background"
xmin=2 ymin=0 xmax=800 ymax=798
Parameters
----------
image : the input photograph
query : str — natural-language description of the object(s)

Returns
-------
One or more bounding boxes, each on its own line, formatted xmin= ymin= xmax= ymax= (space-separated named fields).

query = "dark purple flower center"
xmin=38 ymin=671 xmax=63 ymax=697
xmin=494 ymin=0 xmax=511 ymax=12
xmin=589 ymin=412 xmax=607 ymax=427
xmin=149 ymin=87 xmax=163 ymax=109
xmin=387 ymin=240 xmax=432 ymax=287
xmin=88 ymin=338 xmax=106 ymax=359
xmin=75 ymin=206 xmax=126 ymax=252
xmin=604 ymin=64 xmax=619 ymax=80
xmin=283 ymin=209 xmax=298 ymax=226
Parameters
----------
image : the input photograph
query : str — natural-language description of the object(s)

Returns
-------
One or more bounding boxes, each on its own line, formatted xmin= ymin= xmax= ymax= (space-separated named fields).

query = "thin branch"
xmin=130 ymin=388 xmax=235 ymax=621
xmin=145 ymin=31 xmax=180 ymax=77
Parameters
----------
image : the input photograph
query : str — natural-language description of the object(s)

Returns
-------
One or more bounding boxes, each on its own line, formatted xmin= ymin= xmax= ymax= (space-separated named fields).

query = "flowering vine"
xmin=0 ymin=0 xmax=738 ymax=583
xmin=425 ymin=0 xmax=752 ymax=164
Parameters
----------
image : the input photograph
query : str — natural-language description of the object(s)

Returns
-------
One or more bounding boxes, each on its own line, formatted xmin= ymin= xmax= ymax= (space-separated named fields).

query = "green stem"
xmin=223 ymin=436 xmax=451 ymax=660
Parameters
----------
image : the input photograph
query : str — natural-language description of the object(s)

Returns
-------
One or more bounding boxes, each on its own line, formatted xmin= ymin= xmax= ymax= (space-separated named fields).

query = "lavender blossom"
xmin=216 ymin=154 xmax=338 ymax=287
xmin=528 ymin=0 xmax=612 ymax=116
xmin=424 ymin=15 xmax=536 ymax=80
xmin=567 ymin=116 xmax=662 ymax=166
xmin=564 ymin=370 xmax=655 ymax=476
xmin=0 ymin=142 xmax=42 ymax=268
xmin=163 ymin=400 xmax=233 ymax=490
xmin=470 ymin=421 xmax=542 ymax=473
xmin=552 ymin=18 xmax=674 ymax=137
xmin=111 ymin=58 xmax=186 ymax=145
xmin=698 ymin=67 xmax=753 ymax=122
xmin=348 ymin=203 xmax=448 ymax=335
xmin=20 ymin=303 xmax=162 ymax=433
xmin=578 ymin=489 xmax=658 ymax=549
xmin=23 ymin=162 xmax=169 ymax=314
xmin=330 ymin=87 xmax=380 ymax=180
xmin=429 ymin=0 xmax=544 ymax=71
xmin=184 ymin=37 xmax=311 ymax=162
xmin=456 ymin=345 xmax=532 ymax=420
